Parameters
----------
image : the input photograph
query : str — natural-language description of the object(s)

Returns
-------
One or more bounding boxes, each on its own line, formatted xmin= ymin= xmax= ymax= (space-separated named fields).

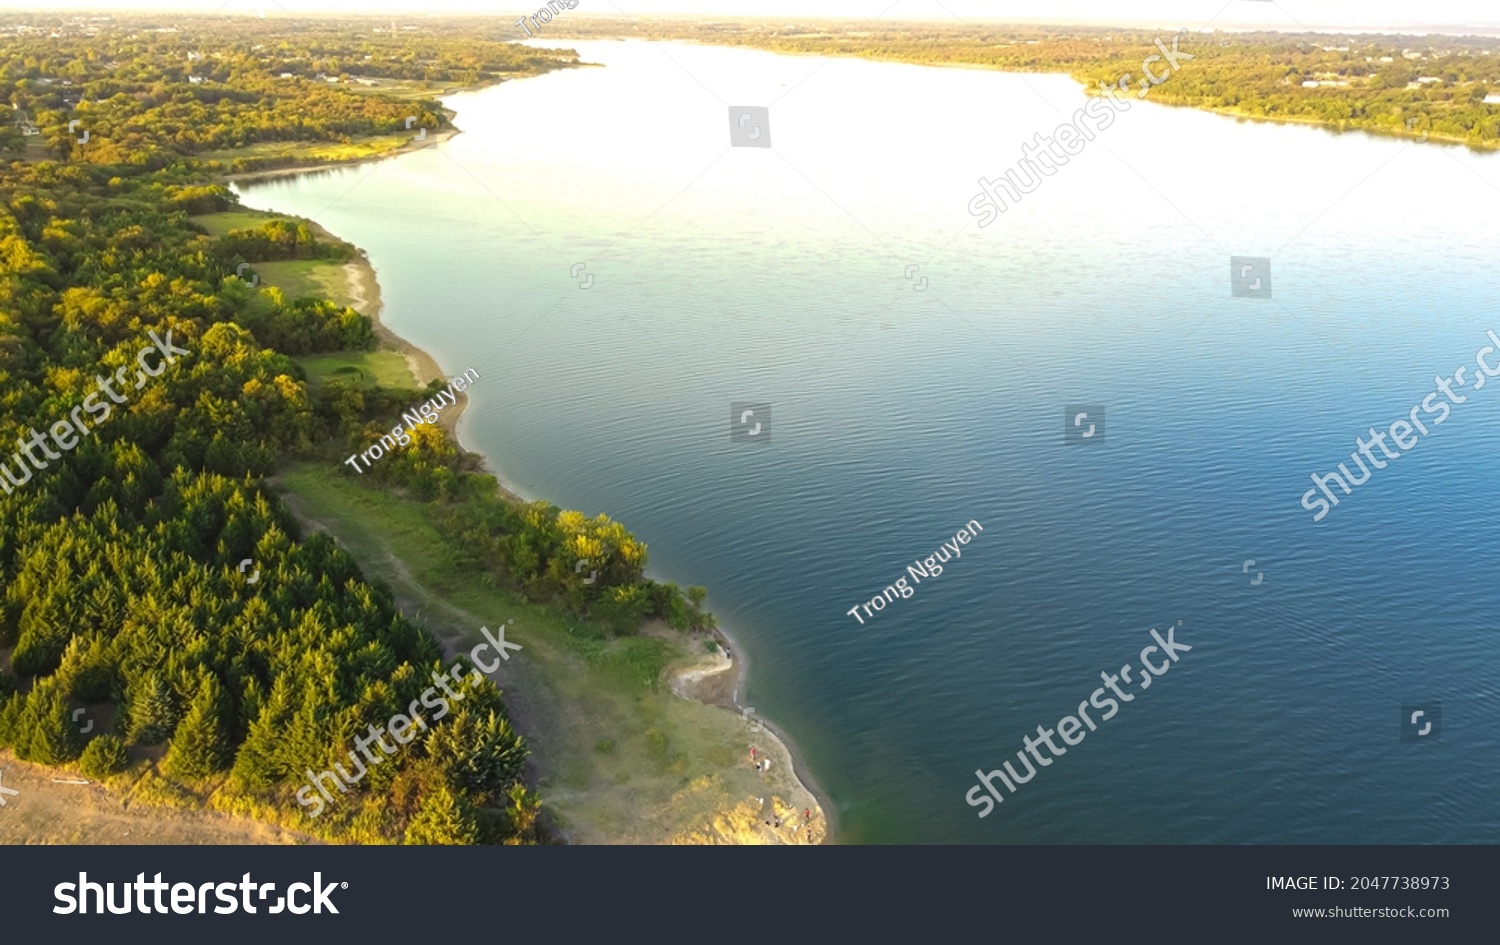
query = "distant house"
xmin=19 ymin=122 xmax=39 ymax=136
xmin=188 ymin=75 xmax=205 ymax=85
xmin=1301 ymin=81 xmax=1320 ymax=88
xmin=1485 ymin=94 xmax=1500 ymax=105
xmin=278 ymin=72 xmax=295 ymax=79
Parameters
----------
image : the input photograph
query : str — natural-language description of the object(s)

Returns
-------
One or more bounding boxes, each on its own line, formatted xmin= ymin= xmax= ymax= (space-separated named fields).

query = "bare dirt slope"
xmin=0 ymin=753 xmax=312 ymax=845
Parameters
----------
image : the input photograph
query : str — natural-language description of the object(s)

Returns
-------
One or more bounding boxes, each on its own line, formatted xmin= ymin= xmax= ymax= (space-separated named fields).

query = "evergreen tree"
xmin=424 ymin=708 xmax=526 ymax=805
xmin=78 ymin=734 xmax=131 ymax=779
xmin=403 ymin=781 xmax=478 ymax=845
xmin=503 ymin=781 xmax=542 ymax=846
xmin=162 ymin=673 xmax=231 ymax=780
xmin=231 ymin=674 xmax=294 ymax=791
xmin=0 ymin=692 xmax=22 ymax=749
xmin=25 ymin=688 xmax=85 ymax=765
xmin=126 ymin=671 xmax=177 ymax=746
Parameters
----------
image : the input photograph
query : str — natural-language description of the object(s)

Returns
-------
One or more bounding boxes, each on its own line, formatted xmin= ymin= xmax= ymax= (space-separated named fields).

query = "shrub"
xmin=78 ymin=734 xmax=131 ymax=779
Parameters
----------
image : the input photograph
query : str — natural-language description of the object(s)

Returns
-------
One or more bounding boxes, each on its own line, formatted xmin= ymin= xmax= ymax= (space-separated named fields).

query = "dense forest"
xmin=549 ymin=18 xmax=1500 ymax=148
xmin=0 ymin=13 xmax=710 ymax=845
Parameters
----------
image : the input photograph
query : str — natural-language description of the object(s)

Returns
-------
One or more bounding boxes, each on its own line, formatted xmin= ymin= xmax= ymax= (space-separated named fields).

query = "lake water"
xmin=238 ymin=39 xmax=1500 ymax=843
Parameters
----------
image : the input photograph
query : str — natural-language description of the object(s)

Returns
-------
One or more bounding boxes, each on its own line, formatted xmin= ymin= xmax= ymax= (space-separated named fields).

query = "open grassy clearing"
xmin=294 ymin=350 xmax=418 ymax=393
xmin=251 ymin=258 xmax=352 ymax=307
xmin=189 ymin=209 xmax=284 ymax=238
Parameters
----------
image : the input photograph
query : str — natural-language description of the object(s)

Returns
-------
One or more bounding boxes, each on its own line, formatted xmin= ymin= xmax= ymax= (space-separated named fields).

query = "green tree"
xmin=403 ymin=781 xmax=478 ymax=845
xmin=502 ymin=781 xmax=542 ymax=845
xmin=423 ymin=708 xmax=526 ymax=805
xmin=162 ymin=673 xmax=231 ymax=780
xmin=231 ymin=674 xmax=295 ymax=791
xmin=25 ymin=688 xmax=86 ymax=765
xmin=78 ymin=734 xmax=131 ymax=778
xmin=126 ymin=671 xmax=177 ymax=747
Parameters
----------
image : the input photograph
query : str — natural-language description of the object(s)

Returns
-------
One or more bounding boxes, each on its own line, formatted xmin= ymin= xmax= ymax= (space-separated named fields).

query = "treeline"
xmin=1068 ymin=34 xmax=1500 ymax=147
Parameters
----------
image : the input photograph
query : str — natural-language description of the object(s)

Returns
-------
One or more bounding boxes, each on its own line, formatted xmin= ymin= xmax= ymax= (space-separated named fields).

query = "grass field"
xmin=295 ymin=350 xmax=418 ymax=392
xmin=190 ymin=210 xmax=284 ymax=238
xmin=191 ymin=211 xmax=366 ymax=327
xmin=341 ymin=78 xmax=464 ymax=100
xmin=272 ymin=462 xmax=815 ymax=843
xmin=190 ymin=212 xmax=358 ymax=308
xmin=252 ymin=259 xmax=352 ymax=306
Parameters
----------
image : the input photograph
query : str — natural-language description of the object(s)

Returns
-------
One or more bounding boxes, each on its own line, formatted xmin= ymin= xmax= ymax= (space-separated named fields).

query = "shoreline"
xmin=668 ymin=622 xmax=839 ymax=843
xmin=230 ymin=128 xmax=833 ymax=842
xmin=727 ymin=643 xmax=839 ymax=843
xmin=221 ymin=122 xmax=463 ymax=185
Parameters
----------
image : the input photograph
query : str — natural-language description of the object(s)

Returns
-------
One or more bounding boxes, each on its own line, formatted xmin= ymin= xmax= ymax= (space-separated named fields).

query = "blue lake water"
xmin=238 ymin=39 xmax=1500 ymax=843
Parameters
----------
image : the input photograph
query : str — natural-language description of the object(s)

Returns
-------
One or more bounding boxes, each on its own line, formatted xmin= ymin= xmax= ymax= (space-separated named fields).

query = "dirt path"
xmin=269 ymin=481 xmax=558 ymax=795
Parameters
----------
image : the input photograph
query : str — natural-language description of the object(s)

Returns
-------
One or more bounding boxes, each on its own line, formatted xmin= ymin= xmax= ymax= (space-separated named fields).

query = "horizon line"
xmin=5 ymin=9 xmax=1500 ymax=38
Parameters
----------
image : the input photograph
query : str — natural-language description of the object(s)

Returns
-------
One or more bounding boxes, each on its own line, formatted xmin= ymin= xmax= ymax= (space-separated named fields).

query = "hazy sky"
xmin=3 ymin=1 xmax=1498 ymax=32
